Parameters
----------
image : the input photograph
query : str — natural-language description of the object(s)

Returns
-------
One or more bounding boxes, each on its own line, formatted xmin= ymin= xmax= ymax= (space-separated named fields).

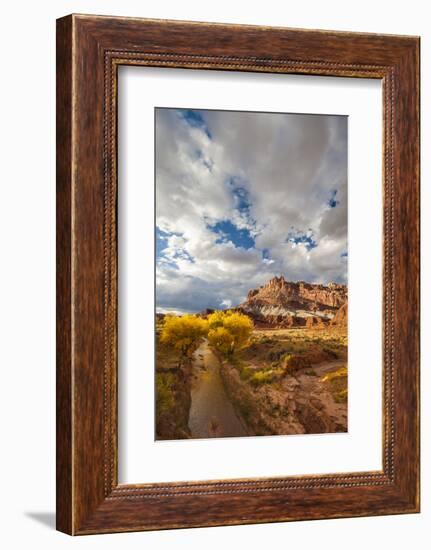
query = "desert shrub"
xmin=267 ymin=350 xmax=285 ymax=361
xmin=239 ymin=366 xmax=254 ymax=381
xmin=321 ymin=366 xmax=347 ymax=382
xmin=249 ymin=368 xmax=284 ymax=386
xmin=160 ymin=314 xmax=208 ymax=357
xmin=287 ymin=341 xmax=308 ymax=354
xmin=281 ymin=353 xmax=294 ymax=368
xmin=249 ymin=371 xmax=274 ymax=386
xmin=321 ymin=367 xmax=348 ymax=403
xmin=155 ymin=372 xmax=175 ymax=415
xmin=334 ymin=388 xmax=348 ymax=403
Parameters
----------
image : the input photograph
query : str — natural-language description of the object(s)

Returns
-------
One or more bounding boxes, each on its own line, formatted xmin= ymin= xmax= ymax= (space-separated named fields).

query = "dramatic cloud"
xmin=155 ymin=108 xmax=347 ymax=312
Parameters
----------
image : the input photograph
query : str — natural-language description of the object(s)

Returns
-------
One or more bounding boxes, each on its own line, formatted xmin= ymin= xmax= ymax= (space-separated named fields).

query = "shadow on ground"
xmin=25 ymin=512 xmax=56 ymax=530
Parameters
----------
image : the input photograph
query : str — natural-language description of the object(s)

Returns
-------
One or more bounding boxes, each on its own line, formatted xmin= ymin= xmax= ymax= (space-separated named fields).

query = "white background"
xmin=119 ymin=68 xmax=382 ymax=483
xmin=0 ymin=1 xmax=428 ymax=548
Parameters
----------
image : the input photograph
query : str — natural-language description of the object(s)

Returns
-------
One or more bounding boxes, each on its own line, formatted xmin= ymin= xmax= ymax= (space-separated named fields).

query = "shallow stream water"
xmin=188 ymin=340 xmax=247 ymax=439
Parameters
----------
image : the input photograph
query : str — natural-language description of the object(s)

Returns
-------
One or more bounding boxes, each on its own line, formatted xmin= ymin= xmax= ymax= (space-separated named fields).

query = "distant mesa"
xmin=157 ymin=276 xmax=348 ymax=329
xmin=237 ymin=275 xmax=347 ymax=328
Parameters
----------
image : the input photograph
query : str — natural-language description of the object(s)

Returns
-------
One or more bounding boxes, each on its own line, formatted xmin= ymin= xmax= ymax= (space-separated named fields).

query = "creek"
xmin=188 ymin=340 xmax=247 ymax=438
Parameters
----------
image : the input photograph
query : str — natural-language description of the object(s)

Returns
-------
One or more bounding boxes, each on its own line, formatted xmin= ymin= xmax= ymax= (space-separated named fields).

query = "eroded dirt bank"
xmin=155 ymin=357 xmax=193 ymax=440
xmin=220 ymin=360 xmax=347 ymax=436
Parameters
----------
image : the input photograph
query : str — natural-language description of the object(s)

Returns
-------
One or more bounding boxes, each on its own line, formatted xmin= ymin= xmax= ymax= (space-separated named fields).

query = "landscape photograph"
xmin=155 ymin=107 xmax=348 ymax=440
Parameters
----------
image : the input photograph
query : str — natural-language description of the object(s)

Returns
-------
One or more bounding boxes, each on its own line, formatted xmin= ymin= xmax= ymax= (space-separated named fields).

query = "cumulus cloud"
xmin=155 ymin=108 xmax=347 ymax=312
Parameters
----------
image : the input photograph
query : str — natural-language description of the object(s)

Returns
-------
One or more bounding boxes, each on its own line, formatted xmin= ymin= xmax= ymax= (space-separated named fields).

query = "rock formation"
xmin=331 ymin=302 xmax=348 ymax=326
xmin=237 ymin=276 xmax=347 ymax=326
xmin=305 ymin=315 xmax=328 ymax=328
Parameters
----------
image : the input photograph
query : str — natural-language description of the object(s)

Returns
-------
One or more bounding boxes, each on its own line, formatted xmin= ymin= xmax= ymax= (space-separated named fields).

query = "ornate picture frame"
xmin=56 ymin=14 xmax=420 ymax=534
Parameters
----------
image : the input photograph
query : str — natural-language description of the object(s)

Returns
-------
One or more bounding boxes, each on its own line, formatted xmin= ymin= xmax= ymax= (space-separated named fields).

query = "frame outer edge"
xmin=56 ymin=14 xmax=421 ymax=534
xmin=56 ymin=14 xmax=74 ymax=535
xmin=393 ymin=38 xmax=420 ymax=510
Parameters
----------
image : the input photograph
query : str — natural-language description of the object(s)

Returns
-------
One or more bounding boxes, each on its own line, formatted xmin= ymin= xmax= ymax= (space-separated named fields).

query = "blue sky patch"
xmin=210 ymin=220 xmax=255 ymax=250
xmin=228 ymin=178 xmax=251 ymax=214
xmin=156 ymin=227 xmax=193 ymax=265
xmin=178 ymin=109 xmax=212 ymax=139
xmin=287 ymin=230 xmax=318 ymax=251
xmin=156 ymin=227 xmax=170 ymax=257
xmin=327 ymin=189 xmax=339 ymax=208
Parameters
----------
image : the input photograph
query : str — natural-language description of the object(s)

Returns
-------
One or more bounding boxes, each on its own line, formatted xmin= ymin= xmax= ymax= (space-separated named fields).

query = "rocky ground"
xmin=219 ymin=327 xmax=348 ymax=436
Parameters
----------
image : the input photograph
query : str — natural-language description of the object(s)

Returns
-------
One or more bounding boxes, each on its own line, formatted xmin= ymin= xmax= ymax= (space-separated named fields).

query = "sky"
xmin=155 ymin=107 xmax=347 ymax=313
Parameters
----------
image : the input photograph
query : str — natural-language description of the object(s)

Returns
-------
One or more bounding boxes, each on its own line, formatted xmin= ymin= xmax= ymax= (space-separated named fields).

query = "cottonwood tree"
xmin=207 ymin=326 xmax=234 ymax=356
xmin=160 ymin=315 xmax=208 ymax=364
xmin=207 ymin=311 xmax=253 ymax=356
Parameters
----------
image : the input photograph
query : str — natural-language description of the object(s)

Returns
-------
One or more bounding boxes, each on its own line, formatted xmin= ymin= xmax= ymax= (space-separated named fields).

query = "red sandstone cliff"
xmin=331 ymin=302 xmax=348 ymax=326
xmin=240 ymin=275 xmax=346 ymax=319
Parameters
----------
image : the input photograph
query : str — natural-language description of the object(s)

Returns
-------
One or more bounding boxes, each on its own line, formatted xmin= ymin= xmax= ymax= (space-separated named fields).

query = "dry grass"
xmin=321 ymin=366 xmax=348 ymax=403
xmin=321 ymin=366 xmax=348 ymax=382
xmin=236 ymin=326 xmax=347 ymax=381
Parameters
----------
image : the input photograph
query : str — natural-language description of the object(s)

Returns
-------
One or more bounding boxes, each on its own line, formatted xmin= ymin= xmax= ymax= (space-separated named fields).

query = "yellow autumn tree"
xmin=207 ymin=326 xmax=234 ymax=356
xmin=160 ymin=314 xmax=208 ymax=359
xmin=223 ymin=312 xmax=253 ymax=353
xmin=207 ymin=310 xmax=253 ymax=356
xmin=207 ymin=310 xmax=227 ymax=329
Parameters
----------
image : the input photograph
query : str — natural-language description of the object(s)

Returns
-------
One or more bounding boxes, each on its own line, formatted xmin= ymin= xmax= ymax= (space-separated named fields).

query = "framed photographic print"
xmin=56 ymin=14 xmax=420 ymax=534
